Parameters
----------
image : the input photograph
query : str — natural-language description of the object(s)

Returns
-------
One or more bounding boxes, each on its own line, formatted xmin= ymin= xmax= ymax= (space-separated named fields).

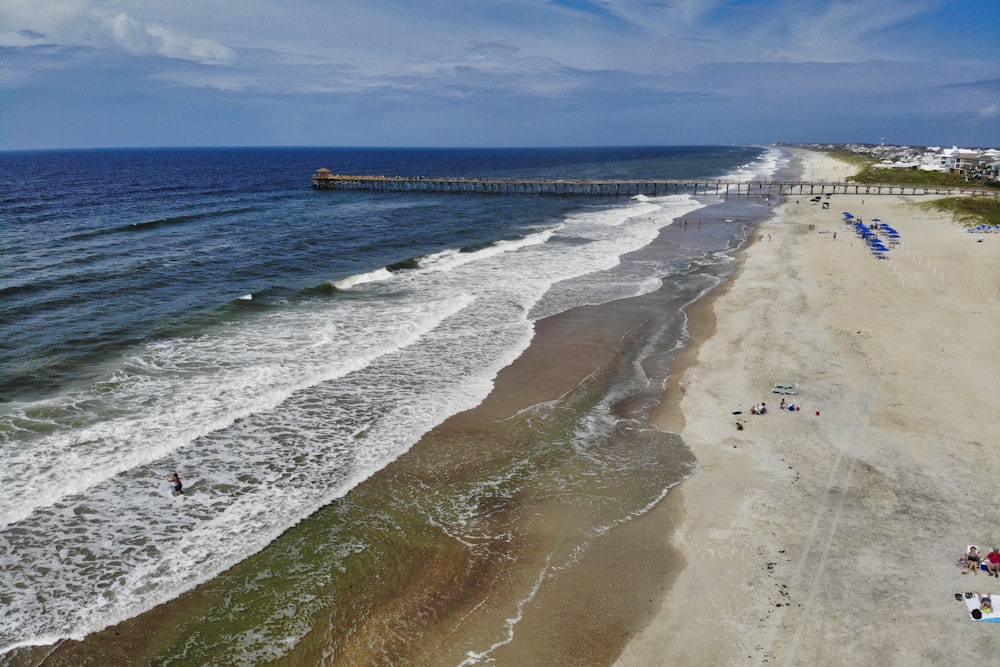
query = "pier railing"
xmin=311 ymin=170 xmax=1000 ymax=198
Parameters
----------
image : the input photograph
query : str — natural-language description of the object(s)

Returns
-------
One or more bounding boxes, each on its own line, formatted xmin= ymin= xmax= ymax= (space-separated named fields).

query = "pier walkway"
xmin=312 ymin=169 xmax=999 ymax=198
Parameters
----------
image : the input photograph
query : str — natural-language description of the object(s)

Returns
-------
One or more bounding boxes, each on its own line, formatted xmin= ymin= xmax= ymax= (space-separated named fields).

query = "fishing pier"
xmin=312 ymin=169 xmax=999 ymax=198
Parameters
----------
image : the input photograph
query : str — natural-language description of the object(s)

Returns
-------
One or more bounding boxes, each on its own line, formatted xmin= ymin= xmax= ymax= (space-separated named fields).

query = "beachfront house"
xmin=919 ymin=146 xmax=976 ymax=173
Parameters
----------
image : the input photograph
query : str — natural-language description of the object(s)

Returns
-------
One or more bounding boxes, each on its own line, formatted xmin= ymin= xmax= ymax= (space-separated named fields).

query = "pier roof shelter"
xmin=313 ymin=167 xmax=335 ymax=184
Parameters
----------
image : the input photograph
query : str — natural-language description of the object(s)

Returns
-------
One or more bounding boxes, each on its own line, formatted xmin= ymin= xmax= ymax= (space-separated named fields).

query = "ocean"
xmin=0 ymin=146 xmax=788 ymax=664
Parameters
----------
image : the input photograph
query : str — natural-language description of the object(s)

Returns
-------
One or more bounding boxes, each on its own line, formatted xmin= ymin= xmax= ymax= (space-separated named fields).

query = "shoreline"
xmin=2 ymin=195 xmax=759 ymax=666
xmin=16 ymin=146 xmax=1000 ymax=665
xmin=596 ymin=220 xmax=755 ymax=656
xmin=615 ymin=149 xmax=1000 ymax=665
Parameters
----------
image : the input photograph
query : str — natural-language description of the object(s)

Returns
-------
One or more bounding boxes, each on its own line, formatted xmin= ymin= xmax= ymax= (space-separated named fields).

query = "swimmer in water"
xmin=168 ymin=471 xmax=184 ymax=496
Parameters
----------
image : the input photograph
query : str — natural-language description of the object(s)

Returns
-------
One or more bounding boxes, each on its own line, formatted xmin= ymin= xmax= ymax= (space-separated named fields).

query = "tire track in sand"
xmin=774 ymin=383 xmax=873 ymax=666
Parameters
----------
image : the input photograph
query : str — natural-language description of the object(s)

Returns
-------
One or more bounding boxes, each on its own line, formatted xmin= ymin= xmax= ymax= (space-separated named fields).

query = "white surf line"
xmin=455 ymin=555 xmax=553 ymax=666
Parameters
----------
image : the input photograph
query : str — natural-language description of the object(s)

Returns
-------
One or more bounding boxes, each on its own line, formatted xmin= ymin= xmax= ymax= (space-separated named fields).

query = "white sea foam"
xmin=417 ymin=229 xmax=556 ymax=273
xmin=332 ymin=267 xmax=394 ymax=288
xmin=718 ymin=145 xmax=786 ymax=182
xmin=0 ymin=191 xmax=718 ymax=653
xmin=456 ymin=557 xmax=553 ymax=666
xmin=0 ymin=295 xmax=471 ymax=529
xmin=529 ymin=195 xmax=705 ymax=320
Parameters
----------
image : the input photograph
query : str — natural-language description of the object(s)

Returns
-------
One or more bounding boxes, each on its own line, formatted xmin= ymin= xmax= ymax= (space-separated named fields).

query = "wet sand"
xmin=616 ymin=149 xmax=1000 ymax=665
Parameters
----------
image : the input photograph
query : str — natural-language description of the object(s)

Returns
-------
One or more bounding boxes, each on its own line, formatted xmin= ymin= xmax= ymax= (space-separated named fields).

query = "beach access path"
xmin=615 ymin=149 xmax=1000 ymax=665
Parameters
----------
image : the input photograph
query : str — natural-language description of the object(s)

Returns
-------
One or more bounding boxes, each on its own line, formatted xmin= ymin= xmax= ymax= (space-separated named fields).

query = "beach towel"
xmin=961 ymin=593 xmax=1000 ymax=622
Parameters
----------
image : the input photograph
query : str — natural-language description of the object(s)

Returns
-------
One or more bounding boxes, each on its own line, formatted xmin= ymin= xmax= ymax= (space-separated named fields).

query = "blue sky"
xmin=1 ymin=0 xmax=998 ymax=150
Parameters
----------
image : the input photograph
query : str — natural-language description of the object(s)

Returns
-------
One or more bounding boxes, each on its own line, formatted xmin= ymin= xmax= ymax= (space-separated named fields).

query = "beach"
xmin=616 ymin=149 xmax=1000 ymax=665
xmin=5 ymin=146 xmax=998 ymax=666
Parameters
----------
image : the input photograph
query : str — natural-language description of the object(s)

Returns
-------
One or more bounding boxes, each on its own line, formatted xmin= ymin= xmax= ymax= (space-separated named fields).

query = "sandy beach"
xmin=616 ymin=149 xmax=1000 ymax=665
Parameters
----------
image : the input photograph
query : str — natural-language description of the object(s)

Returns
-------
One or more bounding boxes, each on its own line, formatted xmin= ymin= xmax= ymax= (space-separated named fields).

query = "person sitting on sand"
xmin=987 ymin=548 xmax=1000 ymax=578
xmin=966 ymin=546 xmax=982 ymax=574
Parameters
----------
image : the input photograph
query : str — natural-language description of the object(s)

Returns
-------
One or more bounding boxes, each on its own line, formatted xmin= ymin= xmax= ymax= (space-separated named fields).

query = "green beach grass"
xmin=823 ymin=149 xmax=1000 ymax=226
xmin=826 ymin=150 xmax=977 ymax=188
xmin=915 ymin=196 xmax=1000 ymax=226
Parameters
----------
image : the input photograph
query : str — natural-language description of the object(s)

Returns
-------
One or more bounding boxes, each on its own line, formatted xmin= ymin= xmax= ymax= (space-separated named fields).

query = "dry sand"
xmin=616 ymin=149 xmax=1000 ymax=665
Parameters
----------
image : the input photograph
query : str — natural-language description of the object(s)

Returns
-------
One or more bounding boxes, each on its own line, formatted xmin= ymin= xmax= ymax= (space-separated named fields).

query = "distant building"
xmin=788 ymin=142 xmax=998 ymax=182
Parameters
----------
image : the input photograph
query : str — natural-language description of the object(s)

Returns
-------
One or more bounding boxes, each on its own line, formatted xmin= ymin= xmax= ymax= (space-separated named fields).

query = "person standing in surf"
xmin=168 ymin=471 xmax=184 ymax=496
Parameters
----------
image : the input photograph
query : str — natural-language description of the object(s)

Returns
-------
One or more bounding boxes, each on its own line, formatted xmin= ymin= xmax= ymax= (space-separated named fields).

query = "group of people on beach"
xmin=736 ymin=401 xmax=770 ymax=429
xmin=737 ymin=398 xmax=808 ymax=429
xmin=959 ymin=547 xmax=997 ymax=620
xmin=964 ymin=545 xmax=1000 ymax=577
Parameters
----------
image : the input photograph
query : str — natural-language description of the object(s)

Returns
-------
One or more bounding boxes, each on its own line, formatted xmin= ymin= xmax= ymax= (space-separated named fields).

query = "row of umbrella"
xmin=875 ymin=220 xmax=901 ymax=240
xmin=843 ymin=212 xmax=900 ymax=258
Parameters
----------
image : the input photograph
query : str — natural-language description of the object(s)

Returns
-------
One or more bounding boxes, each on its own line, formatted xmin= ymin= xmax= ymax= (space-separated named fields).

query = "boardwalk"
xmin=312 ymin=169 xmax=999 ymax=198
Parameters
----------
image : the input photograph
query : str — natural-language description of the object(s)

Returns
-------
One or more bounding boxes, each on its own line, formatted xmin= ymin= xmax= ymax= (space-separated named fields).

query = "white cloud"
xmin=0 ymin=1 xmax=235 ymax=65
xmin=2 ymin=0 xmax=999 ymax=148
xmin=108 ymin=12 xmax=235 ymax=64
xmin=109 ymin=12 xmax=157 ymax=55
